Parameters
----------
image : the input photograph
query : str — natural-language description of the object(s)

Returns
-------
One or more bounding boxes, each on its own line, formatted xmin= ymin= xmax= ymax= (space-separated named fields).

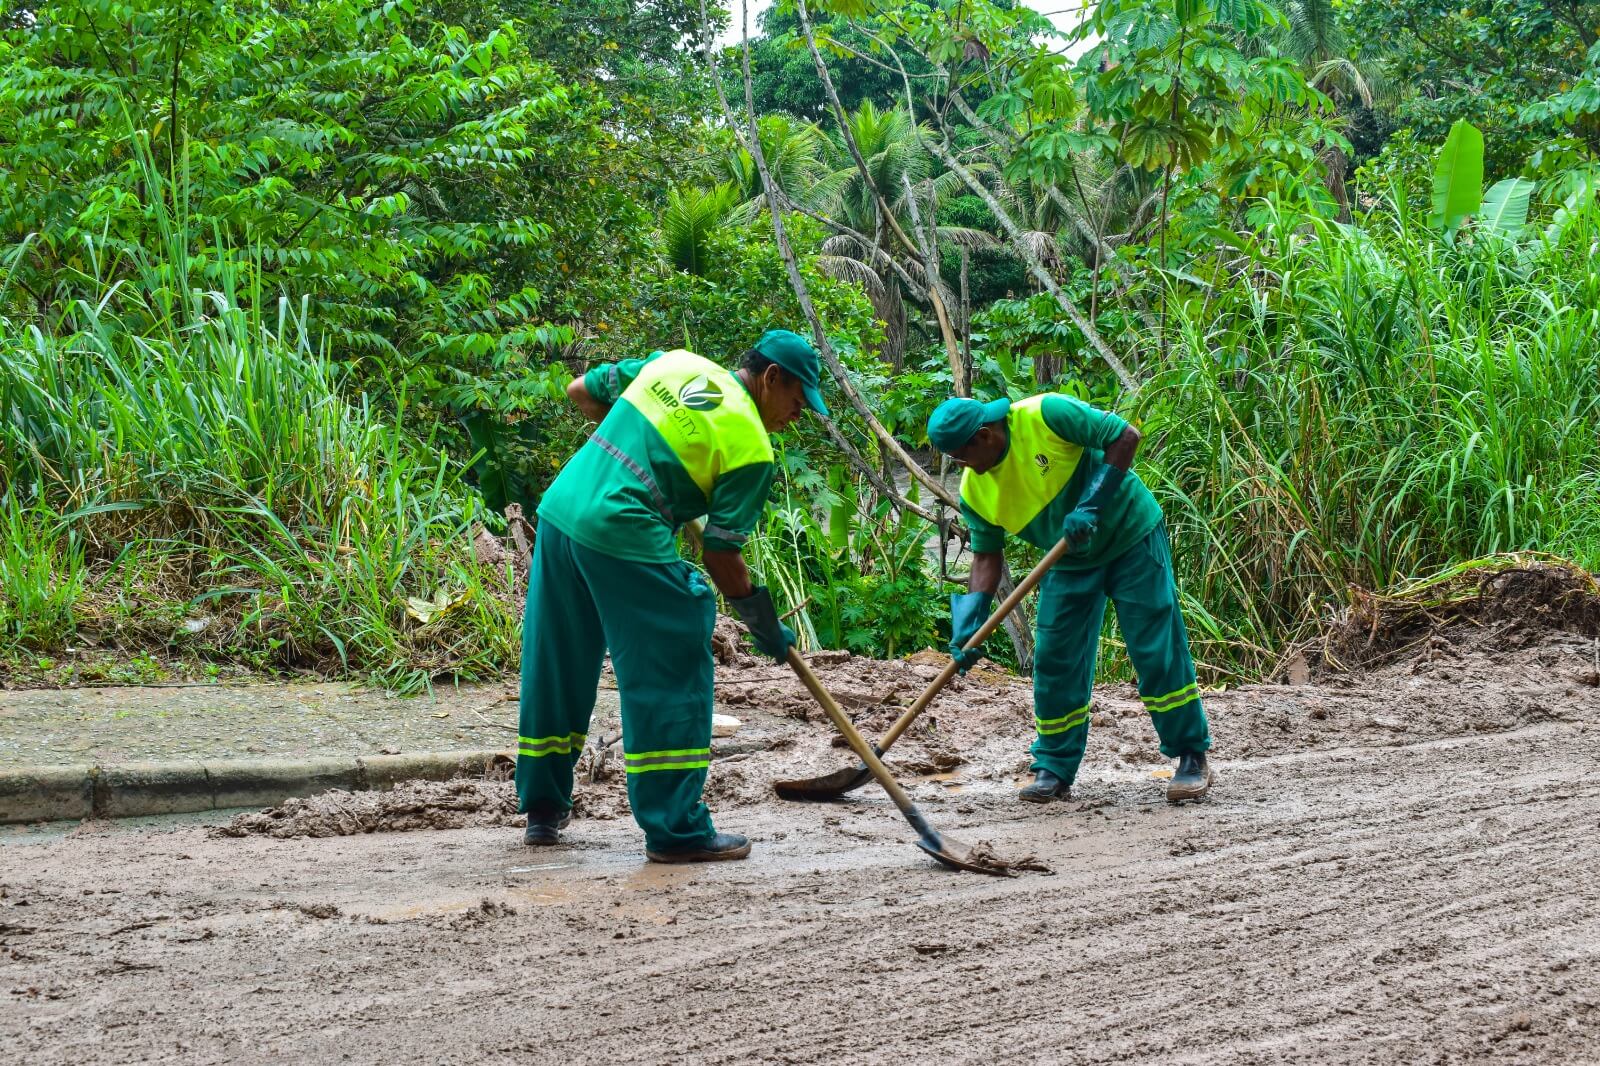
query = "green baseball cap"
xmin=927 ymin=396 xmax=1011 ymax=452
xmin=752 ymin=329 xmax=829 ymax=417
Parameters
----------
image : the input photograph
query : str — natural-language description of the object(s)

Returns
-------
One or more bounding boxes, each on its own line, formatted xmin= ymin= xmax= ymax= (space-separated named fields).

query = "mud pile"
xmin=715 ymin=644 xmax=1033 ymax=745
xmin=216 ymin=561 xmax=1600 ymax=840
xmin=213 ymin=778 xmax=521 ymax=839
xmin=1306 ymin=559 xmax=1600 ymax=674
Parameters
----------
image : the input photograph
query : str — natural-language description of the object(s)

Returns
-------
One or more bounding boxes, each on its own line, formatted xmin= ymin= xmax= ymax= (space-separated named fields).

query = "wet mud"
xmin=213 ymin=777 xmax=522 ymax=839
xmin=5 ymin=598 xmax=1600 ymax=1063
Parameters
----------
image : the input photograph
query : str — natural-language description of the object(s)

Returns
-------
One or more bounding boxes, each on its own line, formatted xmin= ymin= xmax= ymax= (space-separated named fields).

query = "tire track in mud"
xmin=501 ymin=723 xmax=1600 ymax=1065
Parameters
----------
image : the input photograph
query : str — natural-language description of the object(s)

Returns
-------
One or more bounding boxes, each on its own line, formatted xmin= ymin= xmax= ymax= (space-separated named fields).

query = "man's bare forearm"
xmin=1103 ymin=425 xmax=1141 ymax=470
xmin=702 ymin=549 xmax=753 ymax=601
xmin=566 ymin=376 xmax=611 ymax=423
xmin=969 ymin=551 xmax=1003 ymax=596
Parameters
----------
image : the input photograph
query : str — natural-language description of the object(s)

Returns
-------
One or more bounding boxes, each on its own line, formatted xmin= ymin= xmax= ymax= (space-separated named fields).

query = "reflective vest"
xmin=958 ymin=395 xmax=1085 ymax=534
xmin=611 ymin=349 xmax=772 ymax=504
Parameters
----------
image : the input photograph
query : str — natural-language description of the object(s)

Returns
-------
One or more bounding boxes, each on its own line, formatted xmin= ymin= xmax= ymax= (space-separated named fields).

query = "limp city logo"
xmin=678 ymin=374 xmax=724 ymax=411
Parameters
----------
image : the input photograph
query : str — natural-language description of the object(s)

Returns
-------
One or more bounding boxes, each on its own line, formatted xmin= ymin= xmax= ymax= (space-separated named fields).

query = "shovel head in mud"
xmin=916 ymin=829 xmax=1015 ymax=877
xmin=772 ymin=761 xmax=874 ymax=801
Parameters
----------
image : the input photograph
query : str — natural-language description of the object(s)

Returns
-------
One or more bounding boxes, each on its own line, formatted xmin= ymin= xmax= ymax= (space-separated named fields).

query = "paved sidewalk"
xmin=0 ymin=680 xmax=621 ymax=768
xmin=0 ymin=679 xmax=630 ymax=823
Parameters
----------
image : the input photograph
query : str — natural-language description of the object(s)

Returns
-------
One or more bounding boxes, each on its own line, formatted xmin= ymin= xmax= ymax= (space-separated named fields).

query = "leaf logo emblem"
xmin=1035 ymin=453 xmax=1050 ymax=470
xmin=678 ymin=374 xmax=724 ymax=411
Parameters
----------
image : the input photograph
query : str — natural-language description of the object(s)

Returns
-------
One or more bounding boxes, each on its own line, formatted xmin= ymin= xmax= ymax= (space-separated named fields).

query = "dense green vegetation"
xmin=1 ymin=0 xmax=1596 ymax=687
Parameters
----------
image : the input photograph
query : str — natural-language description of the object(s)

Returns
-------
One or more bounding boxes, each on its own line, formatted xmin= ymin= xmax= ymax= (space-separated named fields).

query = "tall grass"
xmin=746 ymin=458 xmax=944 ymax=659
xmin=1142 ymin=186 xmax=1600 ymax=678
xmin=0 ymin=240 xmax=518 ymax=691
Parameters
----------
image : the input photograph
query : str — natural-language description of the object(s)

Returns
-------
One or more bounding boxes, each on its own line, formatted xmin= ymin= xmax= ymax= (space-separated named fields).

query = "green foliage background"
xmin=1 ymin=0 xmax=1597 ymax=685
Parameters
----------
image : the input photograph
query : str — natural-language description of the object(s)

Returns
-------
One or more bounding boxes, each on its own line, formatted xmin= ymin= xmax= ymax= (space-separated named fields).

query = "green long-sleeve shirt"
xmin=959 ymin=394 xmax=1162 ymax=569
xmin=537 ymin=351 xmax=775 ymax=564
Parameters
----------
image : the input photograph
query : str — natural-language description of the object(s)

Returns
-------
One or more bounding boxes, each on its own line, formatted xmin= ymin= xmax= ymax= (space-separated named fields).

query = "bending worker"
xmin=519 ymin=329 xmax=828 ymax=862
xmin=926 ymin=392 xmax=1214 ymax=804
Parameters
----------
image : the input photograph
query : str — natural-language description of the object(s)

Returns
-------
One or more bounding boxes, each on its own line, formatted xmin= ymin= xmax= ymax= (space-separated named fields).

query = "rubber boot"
xmin=645 ymin=832 xmax=752 ymax=864
xmin=523 ymin=805 xmax=572 ymax=846
xmin=1167 ymin=752 xmax=1214 ymax=803
xmin=1018 ymin=768 xmax=1069 ymax=804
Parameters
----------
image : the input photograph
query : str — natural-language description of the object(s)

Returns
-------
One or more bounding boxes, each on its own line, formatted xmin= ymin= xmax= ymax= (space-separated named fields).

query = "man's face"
xmin=946 ymin=424 xmax=1007 ymax=474
xmin=754 ymin=364 xmax=807 ymax=432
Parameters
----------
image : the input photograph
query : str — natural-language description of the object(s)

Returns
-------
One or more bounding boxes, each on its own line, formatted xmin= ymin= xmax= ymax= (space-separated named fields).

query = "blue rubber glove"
xmin=1061 ymin=463 xmax=1127 ymax=549
xmin=728 ymin=586 xmax=796 ymax=662
xmin=948 ymin=591 xmax=994 ymax=674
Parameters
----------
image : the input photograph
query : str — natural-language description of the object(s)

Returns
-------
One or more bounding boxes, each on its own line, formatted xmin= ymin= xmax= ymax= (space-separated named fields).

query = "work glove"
xmin=728 ymin=586 xmax=796 ymax=662
xmin=948 ymin=591 xmax=994 ymax=675
xmin=1058 ymin=509 xmax=1098 ymax=548
xmin=1060 ymin=463 xmax=1127 ymax=549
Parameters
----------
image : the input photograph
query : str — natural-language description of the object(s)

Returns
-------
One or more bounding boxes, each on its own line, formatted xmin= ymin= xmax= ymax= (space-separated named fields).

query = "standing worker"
xmin=926 ymin=393 xmax=1214 ymax=804
xmin=519 ymin=330 xmax=829 ymax=862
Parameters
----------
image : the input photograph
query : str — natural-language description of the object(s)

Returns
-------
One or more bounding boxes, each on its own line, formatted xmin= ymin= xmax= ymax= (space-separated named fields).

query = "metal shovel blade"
xmin=772 ymin=762 xmax=873 ymax=801
xmin=915 ymin=830 xmax=1014 ymax=877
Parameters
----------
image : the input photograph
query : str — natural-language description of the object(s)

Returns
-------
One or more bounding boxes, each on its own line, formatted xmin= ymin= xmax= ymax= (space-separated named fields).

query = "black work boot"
xmin=1018 ymin=768 xmax=1069 ymax=804
xmin=645 ymin=832 xmax=752 ymax=864
xmin=1167 ymin=752 xmax=1215 ymax=803
xmin=523 ymin=805 xmax=572 ymax=846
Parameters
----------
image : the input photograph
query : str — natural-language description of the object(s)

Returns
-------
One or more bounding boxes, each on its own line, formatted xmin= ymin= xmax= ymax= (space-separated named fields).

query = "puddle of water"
xmin=507 ymin=862 xmax=579 ymax=874
xmin=359 ymin=898 xmax=479 ymax=921
xmin=915 ymin=771 xmax=966 ymax=793
xmin=355 ymin=879 xmax=582 ymax=920
xmin=1150 ymin=768 xmax=1175 ymax=780
xmin=622 ymin=862 xmax=692 ymax=892
xmin=505 ymin=883 xmax=578 ymax=908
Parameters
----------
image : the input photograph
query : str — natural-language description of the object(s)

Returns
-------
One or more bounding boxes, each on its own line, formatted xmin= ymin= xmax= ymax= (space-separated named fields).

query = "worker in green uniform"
xmin=926 ymin=393 xmax=1214 ymax=804
xmin=519 ymin=329 xmax=829 ymax=862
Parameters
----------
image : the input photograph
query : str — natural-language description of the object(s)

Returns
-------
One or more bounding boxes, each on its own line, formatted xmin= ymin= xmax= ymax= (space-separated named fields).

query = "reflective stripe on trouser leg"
xmin=518 ymin=733 xmax=586 ymax=758
xmin=574 ymin=546 xmax=719 ymax=852
xmin=1030 ymin=564 xmax=1109 ymax=786
xmin=1105 ymin=523 xmax=1211 ymax=758
xmin=516 ymin=525 xmax=607 ymax=815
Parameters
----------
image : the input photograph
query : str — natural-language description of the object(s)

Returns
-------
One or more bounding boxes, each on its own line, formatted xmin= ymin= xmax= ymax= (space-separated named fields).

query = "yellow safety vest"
xmin=617 ymin=349 xmax=773 ymax=497
xmin=959 ymin=395 xmax=1085 ymax=534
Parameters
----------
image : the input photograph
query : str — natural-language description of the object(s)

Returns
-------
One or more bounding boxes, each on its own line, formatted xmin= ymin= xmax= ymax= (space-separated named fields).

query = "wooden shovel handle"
xmin=877 ymin=537 xmax=1072 ymax=751
xmin=786 ymin=649 xmax=920 ymax=818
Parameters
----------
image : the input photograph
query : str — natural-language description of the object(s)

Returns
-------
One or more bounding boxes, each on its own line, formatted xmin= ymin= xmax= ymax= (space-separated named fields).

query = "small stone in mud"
xmin=298 ymin=902 xmax=340 ymax=919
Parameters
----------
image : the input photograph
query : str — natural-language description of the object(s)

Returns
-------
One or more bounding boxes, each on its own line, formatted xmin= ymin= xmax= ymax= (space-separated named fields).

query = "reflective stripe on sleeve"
xmin=701 ymin=524 xmax=747 ymax=546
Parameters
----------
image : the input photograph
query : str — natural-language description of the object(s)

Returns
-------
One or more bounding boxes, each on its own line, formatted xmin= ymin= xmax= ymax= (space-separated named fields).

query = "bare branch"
xmin=697 ymin=0 xmax=960 ymax=512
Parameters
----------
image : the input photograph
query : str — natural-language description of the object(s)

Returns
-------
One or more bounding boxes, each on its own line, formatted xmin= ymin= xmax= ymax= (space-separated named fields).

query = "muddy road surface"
xmin=4 ymin=617 xmax=1600 ymax=1064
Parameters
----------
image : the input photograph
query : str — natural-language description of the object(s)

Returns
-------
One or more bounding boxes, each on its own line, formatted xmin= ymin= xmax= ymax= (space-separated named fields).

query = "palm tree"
xmin=660 ymin=183 xmax=754 ymax=276
xmin=809 ymin=101 xmax=996 ymax=369
xmin=716 ymin=114 xmax=842 ymax=212
xmin=1278 ymin=0 xmax=1378 ymax=220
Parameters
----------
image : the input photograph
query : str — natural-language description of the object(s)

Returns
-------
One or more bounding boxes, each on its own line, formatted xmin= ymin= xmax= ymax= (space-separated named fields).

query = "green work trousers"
xmin=515 ymin=523 xmax=718 ymax=852
xmin=1030 ymin=522 xmax=1211 ymax=785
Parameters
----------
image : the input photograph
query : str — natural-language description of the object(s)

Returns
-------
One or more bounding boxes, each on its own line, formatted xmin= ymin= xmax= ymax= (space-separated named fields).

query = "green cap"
xmin=752 ymin=329 xmax=829 ymax=417
xmin=927 ymin=396 xmax=1011 ymax=452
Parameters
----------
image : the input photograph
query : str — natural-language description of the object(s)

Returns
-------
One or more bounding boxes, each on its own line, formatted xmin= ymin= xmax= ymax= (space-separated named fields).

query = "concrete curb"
xmin=0 ymin=749 xmax=513 ymax=825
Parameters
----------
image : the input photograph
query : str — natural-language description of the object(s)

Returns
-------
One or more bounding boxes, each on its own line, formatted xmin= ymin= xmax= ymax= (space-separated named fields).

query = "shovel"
xmin=785 ymin=649 xmax=1007 ymax=875
xmin=775 ymin=537 xmax=1072 ymax=802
